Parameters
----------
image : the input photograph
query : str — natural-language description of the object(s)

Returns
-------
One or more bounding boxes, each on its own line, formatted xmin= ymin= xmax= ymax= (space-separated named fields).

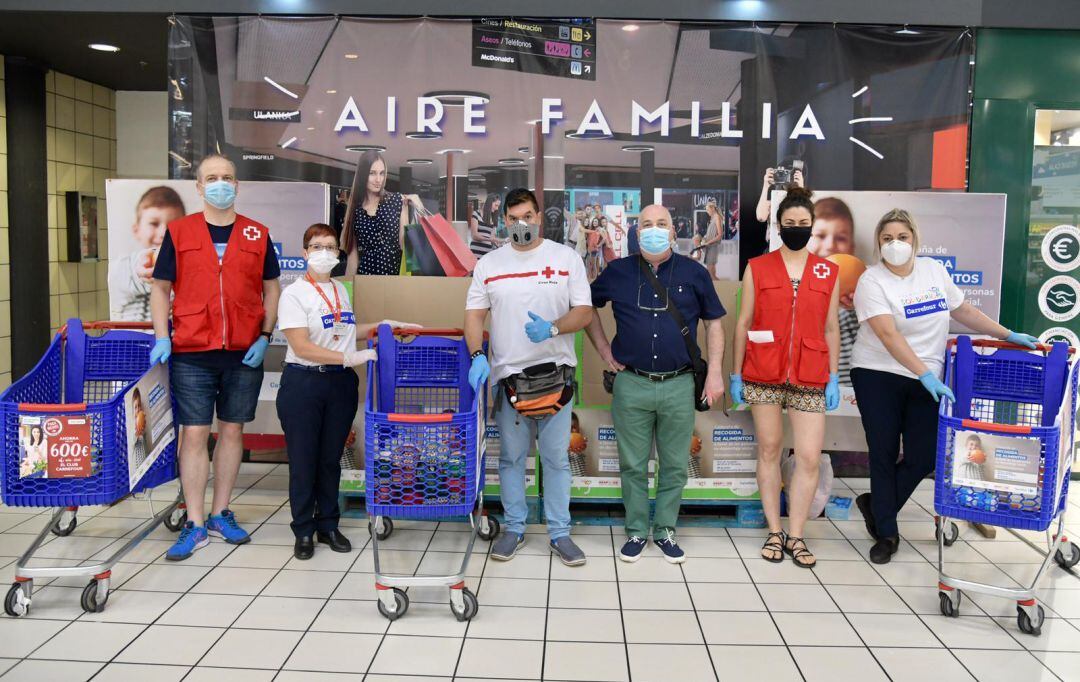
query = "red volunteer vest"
xmin=742 ymin=250 xmax=838 ymax=388
xmin=168 ymin=212 xmax=270 ymax=353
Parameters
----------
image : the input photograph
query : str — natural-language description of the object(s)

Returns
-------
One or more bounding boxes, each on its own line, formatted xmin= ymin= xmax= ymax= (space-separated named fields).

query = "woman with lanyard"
xmin=850 ymin=209 xmax=1038 ymax=564
xmin=276 ymin=223 xmax=421 ymax=560
xmin=730 ymin=186 xmax=841 ymax=569
xmin=469 ymin=194 xmax=502 ymax=258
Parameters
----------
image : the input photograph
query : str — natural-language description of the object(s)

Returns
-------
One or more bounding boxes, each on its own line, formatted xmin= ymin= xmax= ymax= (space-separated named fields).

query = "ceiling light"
xmin=422 ymin=90 xmax=490 ymax=107
xmin=306 ymin=126 xmax=315 ymax=131
xmin=345 ymin=144 xmax=386 ymax=153
xmin=622 ymin=24 xmax=640 ymax=32
xmin=565 ymin=131 xmax=614 ymax=140
xmin=517 ymin=146 xmax=530 ymax=154
xmin=89 ymin=43 xmax=121 ymax=53
xmin=895 ymin=26 xmax=920 ymax=35
xmin=315 ymin=109 xmax=324 ymax=115
xmin=437 ymin=148 xmax=470 ymax=154
xmin=406 ymin=158 xmax=433 ymax=165
xmin=405 ymin=130 xmax=442 ymax=140
xmin=345 ymin=53 xmax=358 ymax=59
xmin=498 ymin=158 xmax=526 ymax=166
xmin=326 ymin=89 xmax=337 ymax=94
xmin=622 ymin=144 xmax=654 ymax=152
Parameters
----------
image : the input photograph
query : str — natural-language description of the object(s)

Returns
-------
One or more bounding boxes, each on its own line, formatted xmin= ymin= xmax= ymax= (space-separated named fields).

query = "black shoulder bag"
xmin=638 ymin=256 xmax=712 ymax=412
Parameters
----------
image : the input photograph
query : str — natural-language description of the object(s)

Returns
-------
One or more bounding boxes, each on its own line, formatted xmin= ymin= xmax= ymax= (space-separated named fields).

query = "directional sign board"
xmin=472 ymin=18 xmax=596 ymax=81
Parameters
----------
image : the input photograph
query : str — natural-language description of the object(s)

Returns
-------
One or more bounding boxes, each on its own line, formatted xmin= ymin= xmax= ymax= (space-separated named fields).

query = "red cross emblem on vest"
xmin=541 ymin=266 xmax=555 ymax=278
xmin=243 ymin=225 xmax=262 ymax=241
xmin=813 ymin=263 xmax=831 ymax=279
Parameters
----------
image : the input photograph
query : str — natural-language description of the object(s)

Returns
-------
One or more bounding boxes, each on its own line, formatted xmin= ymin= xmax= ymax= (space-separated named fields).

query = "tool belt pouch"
xmin=502 ymin=363 xmax=575 ymax=419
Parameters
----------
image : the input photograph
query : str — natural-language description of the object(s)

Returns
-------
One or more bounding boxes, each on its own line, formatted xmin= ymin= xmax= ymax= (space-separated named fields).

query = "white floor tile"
xmin=953 ymin=649 xmax=1057 ymax=682
xmin=544 ymin=641 xmax=629 ymax=682
xmin=698 ymin=610 xmax=783 ymax=645
xmin=262 ymin=569 xmax=344 ymax=599
xmin=743 ymin=558 xmax=820 ymax=584
xmin=191 ymin=566 xmax=277 ymax=596
xmin=812 ymin=559 xmax=887 ymax=585
xmin=349 ymin=547 xmax=424 ymax=575
xmin=18 ymin=586 xmax=90 ymax=621
xmin=92 ymin=662 xmax=189 ymax=681
xmin=278 ymin=674 xmax=366 ymax=682
xmin=998 ymin=615 xmax=1080 ymax=652
xmin=1045 ymin=589 xmax=1080 ymax=618
xmin=386 ymin=604 xmax=468 ymax=638
xmin=75 ymin=515 xmax=149 ymax=538
xmin=114 ymin=624 xmax=223 ymax=665
xmin=615 ymin=556 xmax=684 ymax=582
xmin=218 ymin=543 xmax=293 ymax=570
xmin=627 ymin=643 xmax=716 ymax=682
xmin=465 ymin=604 xmax=545 ymax=640
xmin=0 ymin=618 xmax=67 ymax=658
xmin=757 ymin=583 xmax=839 ymax=612
xmin=618 ymin=580 xmax=692 ymax=610
xmin=689 ymin=582 xmax=766 ymax=611
xmin=789 ymin=646 xmax=889 ymax=682
xmin=680 ymin=557 xmax=751 ymax=583
xmin=482 ymin=552 xmax=550 ymax=580
xmin=283 ymin=545 xmax=359 ymax=572
xmin=245 ymin=522 xmax=296 ymax=546
xmin=414 ymin=551 xmax=485 ymax=579
xmin=550 ymin=556 xmax=616 ymax=581
xmin=622 ymin=609 xmax=704 ymax=644
xmin=872 ymin=560 xmax=940 ymax=587
xmin=0 ymin=659 xmax=104 ymax=680
xmin=847 ymin=613 xmax=943 ymax=647
xmin=920 ymin=614 xmax=1023 ymax=650
xmin=545 ymin=607 xmax=624 ymax=642
xmin=284 ymin=631 xmax=382 ymax=674
xmin=457 ymin=637 xmax=543 ymax=679
xmin=199 ymin=628 xmax=302 ymax=669
xmin=968 ymin=540 xmax=1048 ymax=564
xmin=157 ymin=593 xmax=254 ymax=627
xmin=81 ymin=589 xmax=181 ymax=624
xmin=709 ymin=644 xmax=801 ymax=681
xmin=29 ymin=620 xmax=143 ymax=662
xmin=1033 ymin=651 xmax=1080 ymax=681
xmin=475 ymin=577 xmax=548 ymax=607
xmin=232 ymin=595 xmax=325 ymax=631
xmin=827 ymin=585 xmax=913 ymax=614
xmin=772 ymin=612 xmax=862 ymax=646
xmin=309 ymin=598 xmax=388 ymax=635
xmin=329 ymin=573 xmax=378 ymax=601
xmin=679 ymin=534 xmax=740 ymax=557
xmin=121 ymin=564 xmax=211 ymax=593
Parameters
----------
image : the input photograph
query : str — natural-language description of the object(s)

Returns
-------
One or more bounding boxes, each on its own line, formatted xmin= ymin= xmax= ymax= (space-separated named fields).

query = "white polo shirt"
xmin=277 ymin=277 xmax=356 ymax=366
xmin=466 ymin=239 xmax=592 ymax=383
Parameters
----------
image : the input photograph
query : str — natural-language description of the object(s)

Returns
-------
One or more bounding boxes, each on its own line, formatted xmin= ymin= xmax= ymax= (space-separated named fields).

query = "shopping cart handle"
xmin=58 ymin=321 xmax=153 ymax=335
xmin=387 ymin=413 xmax=455 ymax=423
xmin=18 ymin=403 xmax=88 ymax=413
xmin=366 ymin=326 xmax=489 ymax=340
xmin=960 ymin=418 xmax=1032 ymax=435
xmin=946 ymin=338 xmax=1075 ymax=354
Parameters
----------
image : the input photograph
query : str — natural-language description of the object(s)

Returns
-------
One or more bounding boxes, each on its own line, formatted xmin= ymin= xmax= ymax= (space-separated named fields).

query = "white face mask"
xmin=307 ymin=249 xmax=339 ymax=275
xmin=881 ymin=239 xmax=913 ymax=266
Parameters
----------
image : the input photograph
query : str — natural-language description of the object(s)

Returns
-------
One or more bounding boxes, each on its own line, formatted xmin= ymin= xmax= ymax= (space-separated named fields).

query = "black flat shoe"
xmin=856 ymin=493 xmax=878 ymax=540
xmin=869 ymin=536 xmax=900 ymax=564
xmin=294 ymin=536 xmax=314 ymax=560
xmin=316 ymin=529 xmax=352 ymax=553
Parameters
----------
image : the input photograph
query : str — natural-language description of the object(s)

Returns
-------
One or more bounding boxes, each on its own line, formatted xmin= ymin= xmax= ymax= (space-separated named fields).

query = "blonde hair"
xmin=874 ymin=208 xmax=920 ymax=258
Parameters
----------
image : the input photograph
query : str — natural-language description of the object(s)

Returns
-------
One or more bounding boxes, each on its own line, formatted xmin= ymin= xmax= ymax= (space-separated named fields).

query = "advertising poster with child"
xmin=951 ymin=430 xmax=1041 ymax=497
xmin=125 ymin=364 xmax=176 ymax=490
xmin=105 ymin=179 xmax=330 ymax=341
xmin=18 ymin=415 xmax=93 ymax=479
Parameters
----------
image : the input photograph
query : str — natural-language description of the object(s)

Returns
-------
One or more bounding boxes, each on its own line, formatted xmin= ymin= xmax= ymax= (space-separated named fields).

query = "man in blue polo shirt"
xmin=585 ymin=204 xmax=726 ymax=564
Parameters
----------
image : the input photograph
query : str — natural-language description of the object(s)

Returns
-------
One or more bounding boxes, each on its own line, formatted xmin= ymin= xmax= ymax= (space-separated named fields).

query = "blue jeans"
xmin=170 ymin=352 xmax=263 ymax=426
xmin=494 ymin=392 xmax=572 ymax=539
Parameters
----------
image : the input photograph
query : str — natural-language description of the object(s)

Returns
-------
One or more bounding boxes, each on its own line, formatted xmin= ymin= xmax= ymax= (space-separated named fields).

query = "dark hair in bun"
xmin=777 ymin=185 xmax=815 ymax=223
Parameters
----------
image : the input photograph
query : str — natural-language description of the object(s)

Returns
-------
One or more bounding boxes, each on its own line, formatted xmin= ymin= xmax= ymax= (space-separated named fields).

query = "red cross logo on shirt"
xmin=243 ymin=225 xmax=262 ymax=241
xmin=541 ymin=266 xmax=555 ymax=279
xmin=813 ymin=263 xmax=831 ymax=279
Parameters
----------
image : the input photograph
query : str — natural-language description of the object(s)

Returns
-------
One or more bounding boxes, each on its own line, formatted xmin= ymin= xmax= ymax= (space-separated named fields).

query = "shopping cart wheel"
xmin=938 ymin=590 xmax=961 ymax=617
xmin=3 ymin=582 xmax=31 ymax=617
xmin=935 ymin=519 xmax=959 ymax=547
xmin=80 ymin=579 xmax=108 ymax=614
xmin=369 ymin=517 xmax=393 ymax=541
xmin=1017 ymin=604 xmax=1045 ymax=636
xmin=1055 ymin=543 xmax=1080 ymax=570
xmin=164 ymin=508 xmax=187 ymax=533
xmin=51 ymin=510 xmax=77 ymax=537
xmin=451 ymin=587 xmax=479 ymax=622
xmin=377 ymin=587 xmax=409 ymax=621
xmin=477 ymin=515 xmax=499 ymax=542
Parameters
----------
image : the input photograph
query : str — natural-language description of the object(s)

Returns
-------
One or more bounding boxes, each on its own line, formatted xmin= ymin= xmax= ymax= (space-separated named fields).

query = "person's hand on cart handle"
xmin=1005 ymin=330 xmax=1039 ymax=349
xmin=825 ymin=372 xmax=841 ymax=411
xmin=242 ymin=336 xmax=269 ymax=368
xmin=343 ymin=348 xmax=377 ymax=367
xmin=468 ymin=354 xmax=490 ymax=390
xmin=918 ymin=371 xmax=955 ymax=403
xmin=379 ymin=319 xmax=422 ymax=331
xmin=525 ymin=311 xmax=554 ymax=343
xmin=149 ymin=338 xmax=171 ymax=366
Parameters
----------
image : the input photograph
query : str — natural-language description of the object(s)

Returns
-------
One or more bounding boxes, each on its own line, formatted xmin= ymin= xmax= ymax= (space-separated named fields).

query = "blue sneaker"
xmin=654 ymin=529 xmax=686 ymax=564
xmin=619 ymin=536 xmax=648 ymax=563
xmin=490 ymin=532 xmax=525 ymax=561
xmin=206 ymin=509 xmax=251 ymax=545
xmin=166 ymin=522 xmax=209 ymax=561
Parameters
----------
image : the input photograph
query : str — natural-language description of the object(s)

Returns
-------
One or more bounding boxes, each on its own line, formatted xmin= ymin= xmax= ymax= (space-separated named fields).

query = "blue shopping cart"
xmin=365 ymin=325 xmax=495 ymax=622
xmin=935 ymin=336 xmax=1080 ymax=636
xmin=0 ymin=320 xmax=184 ymax=617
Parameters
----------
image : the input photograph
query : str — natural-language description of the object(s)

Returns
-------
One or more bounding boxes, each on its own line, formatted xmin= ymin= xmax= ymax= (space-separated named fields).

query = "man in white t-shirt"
xmin=465 ymin=188 xmax=594 ymax=566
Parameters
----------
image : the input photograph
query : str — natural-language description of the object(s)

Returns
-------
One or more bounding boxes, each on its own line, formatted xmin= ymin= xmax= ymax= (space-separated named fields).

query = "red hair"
xmin=302 ymin=223 xmax=337 ymax=249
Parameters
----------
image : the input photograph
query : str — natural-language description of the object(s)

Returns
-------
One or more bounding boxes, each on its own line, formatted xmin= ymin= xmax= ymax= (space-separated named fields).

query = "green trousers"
xmin=610 ymin=371 xmax=694 ymax=538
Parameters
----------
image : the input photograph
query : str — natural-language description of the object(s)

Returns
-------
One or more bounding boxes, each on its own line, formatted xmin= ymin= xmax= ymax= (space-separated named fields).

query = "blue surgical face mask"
xmin=203 ymin=180 xmax=237 ymax=210
xmin=639 ymin=226 xmax=672 ymax=255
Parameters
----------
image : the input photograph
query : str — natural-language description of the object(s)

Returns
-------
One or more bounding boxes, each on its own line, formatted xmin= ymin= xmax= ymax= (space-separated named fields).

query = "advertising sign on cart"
xmin=18 ymin=414 xmax=93 ymax=479
xmin=124 ymin=364 xmax=176 ymax=490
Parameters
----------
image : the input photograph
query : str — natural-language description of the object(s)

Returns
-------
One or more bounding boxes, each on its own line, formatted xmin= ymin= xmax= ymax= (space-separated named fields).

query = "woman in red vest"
xmin=731 ymin=186 xmax=841 ymax=568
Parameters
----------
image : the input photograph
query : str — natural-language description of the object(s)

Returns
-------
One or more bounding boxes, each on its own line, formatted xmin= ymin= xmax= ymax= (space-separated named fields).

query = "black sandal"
xmin=785 ymin=536 xmax=817 ymax=569
xmin=761 ymin=531 xmax=787 ymax=563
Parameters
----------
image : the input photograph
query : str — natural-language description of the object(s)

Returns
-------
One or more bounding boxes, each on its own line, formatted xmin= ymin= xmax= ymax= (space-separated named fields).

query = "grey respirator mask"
xmin=506 ymin=220 xmax=538 ymax=246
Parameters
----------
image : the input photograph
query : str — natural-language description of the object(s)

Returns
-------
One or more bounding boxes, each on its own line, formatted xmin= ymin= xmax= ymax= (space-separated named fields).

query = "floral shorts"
xmin=743 ymin=381 xmax=826 ymax=414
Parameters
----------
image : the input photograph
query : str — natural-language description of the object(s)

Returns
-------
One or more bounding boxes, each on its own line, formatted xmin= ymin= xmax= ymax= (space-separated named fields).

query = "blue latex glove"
xmin=242 ymin=336 xmax=269 ymax=368
xmin=918 ymin=371 xmax=956 ymax=403
xmin=149 ymin=338 xmax=171 ymax=366
xmin=468 ymin=355 xmax=490 ymax=390
xmin=525 ymin=311 xmax=554 ymax=343
xmin=1005 ymin=330 xmax=1039 ymax=349
xmin=825 ymin=372 xmax=840 ymax=411
xmin=729 ymin=374 xmax=744 ymax=406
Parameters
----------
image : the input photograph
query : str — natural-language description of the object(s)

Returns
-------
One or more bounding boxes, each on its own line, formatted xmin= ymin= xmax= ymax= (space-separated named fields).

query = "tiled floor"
xmin=0 ymin=465 xmax=1076 ymax=680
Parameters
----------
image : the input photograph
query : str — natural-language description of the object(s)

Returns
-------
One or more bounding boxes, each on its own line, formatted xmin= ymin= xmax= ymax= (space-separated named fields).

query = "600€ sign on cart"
xmin=43 ymin=416 xmax=92 ymax=478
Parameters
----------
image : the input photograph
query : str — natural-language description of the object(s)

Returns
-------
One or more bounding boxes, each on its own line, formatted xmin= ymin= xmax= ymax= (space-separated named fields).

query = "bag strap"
xmin=638 ymin=256 xmax=705 ymax=373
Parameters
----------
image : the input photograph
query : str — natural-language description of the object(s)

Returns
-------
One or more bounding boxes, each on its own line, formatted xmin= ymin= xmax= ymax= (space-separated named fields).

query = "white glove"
xmin=379 ymin=319 xmax=422 ymax=330
xmin=343 ymin=348 xmax=377 ymax=367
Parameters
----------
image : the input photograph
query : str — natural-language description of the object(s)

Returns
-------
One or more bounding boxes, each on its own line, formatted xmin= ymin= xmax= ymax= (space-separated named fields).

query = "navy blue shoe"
xmin=654 ymin=530 xmax=686 ymax=564
xmin=619 ymin=536 xmax=648 ymax=563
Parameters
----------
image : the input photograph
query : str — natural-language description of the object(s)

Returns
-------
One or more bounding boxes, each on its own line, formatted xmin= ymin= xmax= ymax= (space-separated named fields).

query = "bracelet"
xmin=259 ymin=331 xmax=272 ymax=340
xmin=470 ymin=350 xmax=484 ymax=360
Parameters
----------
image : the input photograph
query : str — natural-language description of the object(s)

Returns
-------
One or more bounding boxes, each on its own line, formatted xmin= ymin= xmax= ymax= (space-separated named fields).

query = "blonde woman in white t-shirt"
xmin=849 ymin=209 xmax=1038 ymax=565
xmin=276 ymin=223 xmax=419 ymax=561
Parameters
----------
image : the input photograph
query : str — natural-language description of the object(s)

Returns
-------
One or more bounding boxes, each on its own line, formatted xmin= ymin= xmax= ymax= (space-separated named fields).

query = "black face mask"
xmin=779 ymin=225 xmax=812 ymax=251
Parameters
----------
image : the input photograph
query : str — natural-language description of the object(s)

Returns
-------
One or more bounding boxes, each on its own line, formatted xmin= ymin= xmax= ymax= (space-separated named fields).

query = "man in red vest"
xmin=149 ymin=154 xmax=281 ymax=561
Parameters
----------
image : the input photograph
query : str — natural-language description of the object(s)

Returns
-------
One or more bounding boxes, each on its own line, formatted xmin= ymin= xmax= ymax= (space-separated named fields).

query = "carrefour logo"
xmin=272 ymin=242 xmax=308 ymax=271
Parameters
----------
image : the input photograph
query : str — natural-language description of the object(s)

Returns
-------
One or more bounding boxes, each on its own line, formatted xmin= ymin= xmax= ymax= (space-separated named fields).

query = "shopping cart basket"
xmin=0 ymin=320 xmax=184 ymax=617
xmin=365 ymin=326 xmax=496 ymax=622
xmin=935 ymin=336 xmax=1080 ymax=636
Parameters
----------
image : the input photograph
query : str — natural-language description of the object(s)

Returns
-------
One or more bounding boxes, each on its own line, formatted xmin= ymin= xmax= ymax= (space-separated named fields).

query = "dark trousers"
xmin=851 ymin=367 xmax=939 ymax=538
xmin=276 ymin=365 xmax=360 ymax=538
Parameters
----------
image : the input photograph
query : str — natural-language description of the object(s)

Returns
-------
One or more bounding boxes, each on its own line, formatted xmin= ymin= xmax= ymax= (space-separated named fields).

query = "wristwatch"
xmin=550 ymin=325 xmax=560 ymax=338
xmin=259 ymin=331 xmax=272 ymax=340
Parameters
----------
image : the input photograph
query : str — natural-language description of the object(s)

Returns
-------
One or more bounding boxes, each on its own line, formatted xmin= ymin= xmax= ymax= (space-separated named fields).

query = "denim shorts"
xmin=170 ymin=352 xmax=264 ymax=426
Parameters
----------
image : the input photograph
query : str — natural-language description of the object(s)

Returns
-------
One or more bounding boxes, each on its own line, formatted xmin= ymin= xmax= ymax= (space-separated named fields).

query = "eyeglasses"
xmin=306 ymin=244 xmax=340 ymax=254
xmin=636 ymin=281 xmax=670 ymax=311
